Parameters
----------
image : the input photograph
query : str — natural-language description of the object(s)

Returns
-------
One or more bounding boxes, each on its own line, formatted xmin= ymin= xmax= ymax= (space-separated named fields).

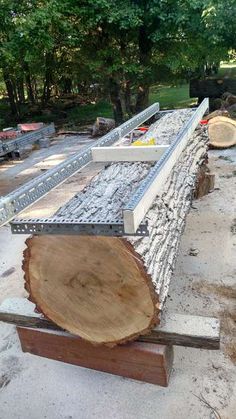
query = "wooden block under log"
xmin=17 ymin=327 xmax=173 ymax=387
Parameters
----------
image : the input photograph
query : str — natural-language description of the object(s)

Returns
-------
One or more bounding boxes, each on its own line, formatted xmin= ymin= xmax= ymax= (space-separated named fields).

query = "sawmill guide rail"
xmin=0 ymin=100 xmax=209 ymax=236
xmin=0 ymin=103 xmax=160 ymax=228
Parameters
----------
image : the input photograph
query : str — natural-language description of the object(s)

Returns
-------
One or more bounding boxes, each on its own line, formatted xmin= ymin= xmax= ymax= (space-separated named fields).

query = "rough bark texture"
xmin=23 ymin=109 xmax=209 ymax=346
xmin=92 ymin=117 xmax=115 ymax=137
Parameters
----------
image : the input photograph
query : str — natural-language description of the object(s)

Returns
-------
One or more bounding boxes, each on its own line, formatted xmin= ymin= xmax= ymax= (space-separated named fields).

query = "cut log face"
xmin=24 ymin=236 xmax=158 ymax=345
xmin=22 ymin=110 xmax=209 ymax=346
xmin=208 ymin=116 xmax=236 ymax=148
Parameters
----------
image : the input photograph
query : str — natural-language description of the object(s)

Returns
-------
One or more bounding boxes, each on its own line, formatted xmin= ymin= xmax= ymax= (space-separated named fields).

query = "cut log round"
xmin=24 ymin=236 xmax=158 ymax=344
xmin=208 ymin=116 xmax=236 ymax=148
xmin=22 ymin=110 xmax=209 ymax=346
xmin=92 ymin=117 xmax=115 ymax=137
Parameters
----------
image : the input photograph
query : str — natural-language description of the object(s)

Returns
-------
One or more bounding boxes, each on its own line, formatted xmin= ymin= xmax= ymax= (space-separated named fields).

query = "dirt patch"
xmin=193 ymin=282 xmax=236 ymax=364
xmin=0 ymin=355 xmax=23 ymax=391
xmin=224 ymin=342 xmax=236 ymax=365
xmin=193 ymin=282 xmax=236 ymax=300
xmin=219 ymin=171 xmax=236 ymax=178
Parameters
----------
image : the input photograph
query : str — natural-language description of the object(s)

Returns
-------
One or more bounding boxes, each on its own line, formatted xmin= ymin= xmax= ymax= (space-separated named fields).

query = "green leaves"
xmin=0 ymin=0 xmax=234 ymax=115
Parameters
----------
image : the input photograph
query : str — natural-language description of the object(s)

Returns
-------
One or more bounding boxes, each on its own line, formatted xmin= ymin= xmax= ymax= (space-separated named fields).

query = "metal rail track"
xmin=0 ymin=123 xmax=55 ymax=157
xmin=0 ymin=103 xmax=160 ymax=227
xmin=123 ymin=99 xmax=209 ymax=233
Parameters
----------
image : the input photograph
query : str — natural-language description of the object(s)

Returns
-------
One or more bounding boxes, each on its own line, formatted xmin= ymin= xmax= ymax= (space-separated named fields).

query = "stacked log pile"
xmin=23 ymin=110 xmax=209 ymax=346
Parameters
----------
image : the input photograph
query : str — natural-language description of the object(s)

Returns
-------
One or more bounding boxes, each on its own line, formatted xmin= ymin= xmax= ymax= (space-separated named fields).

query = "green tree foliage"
xmin=0 ymin=0 xmax=235 ymax=122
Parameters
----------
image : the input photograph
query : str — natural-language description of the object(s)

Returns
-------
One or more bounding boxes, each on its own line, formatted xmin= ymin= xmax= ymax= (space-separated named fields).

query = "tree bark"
xmin=109 ymin=78 xmax=124 ymax=124
xmin=3 ymin=70 xmax=20 ymax=118
xmin=92 ymin=117 xmax=115 ymax=136
xmin=136 ymin=85 xmax=150 ymax=113
xmin=124 ymin=80 xmax=133 ymax=117
xmin=23 ymin=110 xmax=209 ymax=346
xmin=42 ymin=52 xmax=54 ymax=104
xmin=135 ymin=24 xmax=152 ymax=112
xmin=23 ymin=63 xmax=35 ymax=104
xmin=62 ymin=78 xmax=72 ymax=94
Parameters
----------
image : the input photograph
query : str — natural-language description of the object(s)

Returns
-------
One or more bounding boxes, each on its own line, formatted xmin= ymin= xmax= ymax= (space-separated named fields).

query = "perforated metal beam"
xmin=123 ymin=98 xmax=209 ymax=234
xmin=0 ymin=123 xmax=55 ymax=156
xmin=10 ymin=218 xmax=149 ymax=237
xmin=0 ymin=103 xmax=160 ymax=227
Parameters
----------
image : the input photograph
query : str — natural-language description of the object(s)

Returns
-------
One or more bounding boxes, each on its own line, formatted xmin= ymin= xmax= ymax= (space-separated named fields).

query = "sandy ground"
xmin=0 ymin=138 xmax=235 ymax=419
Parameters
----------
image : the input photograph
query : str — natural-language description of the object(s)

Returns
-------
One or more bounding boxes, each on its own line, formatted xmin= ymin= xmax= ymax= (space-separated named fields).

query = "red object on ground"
xmin=18 ymin=122 xmax=44 ymax=132
xmin=138 ymin=127 xmax=149 ymax=132
xmin=200 ymin=119 xmax=208 ymax=125
xmin=0 ymin=131 xmax=17 ymax=140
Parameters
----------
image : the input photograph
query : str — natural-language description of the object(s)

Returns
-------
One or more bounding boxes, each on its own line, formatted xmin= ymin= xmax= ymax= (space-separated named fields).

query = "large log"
xmin=23 ymin=110 xmax=209 ymax=346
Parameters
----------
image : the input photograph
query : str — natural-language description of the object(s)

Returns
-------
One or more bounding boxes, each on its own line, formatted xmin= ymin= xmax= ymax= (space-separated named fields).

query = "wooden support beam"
xmin=91 ymin=145 xmax=169 ymax=162
xmin=0 ymin=298 xmax=220 ymax=349
xmin=17 ymin=327 xmax=173 ymax=387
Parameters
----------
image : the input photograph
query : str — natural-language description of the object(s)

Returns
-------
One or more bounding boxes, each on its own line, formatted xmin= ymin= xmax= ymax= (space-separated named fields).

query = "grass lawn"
xmin=1 ymin=61 xmax=236 ymax=128
xmin=218 ymin=62 xmax=236 ymax=77
xmin=67 ymin=82 xmax=197 ymax=126
xmin=67 ymin=101 xmax=113 ymax=126
xmin=149 ymin=83 xmax=196 ymax=109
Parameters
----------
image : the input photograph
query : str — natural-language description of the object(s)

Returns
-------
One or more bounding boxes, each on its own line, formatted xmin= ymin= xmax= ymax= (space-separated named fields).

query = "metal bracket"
xmin=0 ymin=123 xmax=55 ymax=156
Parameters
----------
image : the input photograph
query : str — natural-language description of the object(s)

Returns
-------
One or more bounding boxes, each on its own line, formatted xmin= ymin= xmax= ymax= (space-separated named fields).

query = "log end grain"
xmin=208 ymin=116 xmax=236 ymax=148
xmin=23 ymin=235 xmax=159 ymax=346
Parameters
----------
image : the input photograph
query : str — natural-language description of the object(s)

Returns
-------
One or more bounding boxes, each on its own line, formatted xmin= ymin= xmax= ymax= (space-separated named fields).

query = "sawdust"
xmin=193 ymin=282 xmax=236 ymax=364
xmin=194 ymin=283 xmax=236 ymax=300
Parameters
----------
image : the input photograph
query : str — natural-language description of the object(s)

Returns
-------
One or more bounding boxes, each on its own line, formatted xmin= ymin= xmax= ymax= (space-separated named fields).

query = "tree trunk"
xmin=92 ymin=117 xmax=115 ymax=136
xmin=22 ymin=110 xmax=208 ymax=346
xmin=124 ymin=80 xmax=133 ymax=117
xmin=17 ymin=77 xmax=25 ymax=104
xmin=135 ymin=24 xmax=152 ymax=112
xmin=42 ymin=52 xmax=54 ymax=104
xmin=24 ymin=63 xmax=35 ymax=104
xmin=109 ymin=78 xmax=124 ymax=124
xmin=3 ymin=70 xmax=20 ymax=118
xmin=136 ymin=85 xmax=150 ymax=113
